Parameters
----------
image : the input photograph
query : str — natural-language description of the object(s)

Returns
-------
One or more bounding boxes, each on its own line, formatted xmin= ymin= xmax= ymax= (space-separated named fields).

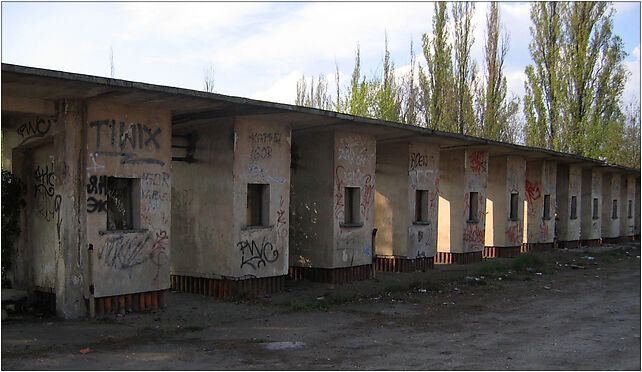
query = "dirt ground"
xmin=2 ymin=242 xmax=640 ymax=371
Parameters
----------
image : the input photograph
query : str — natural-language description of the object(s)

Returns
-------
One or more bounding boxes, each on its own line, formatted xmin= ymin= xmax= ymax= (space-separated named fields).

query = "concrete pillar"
xmin=55 ymin=100 xmax=87 ymax=318
xmin=556 ymin=164 xmax=582 ymax=247
xmin=620 ymin=174 xmax=636 ymax=238
xmin=524 ymin=160 xmax=557 ymax=249
xmin=601 ymin=173 xmax=621 ymax=240
xmin=581 ymin=168 xmax=602 ymax=244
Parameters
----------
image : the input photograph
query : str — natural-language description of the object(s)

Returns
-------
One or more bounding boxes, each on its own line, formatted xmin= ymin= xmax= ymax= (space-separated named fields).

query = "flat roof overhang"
xmin=2 ymin=63 xmax=639 ymax=175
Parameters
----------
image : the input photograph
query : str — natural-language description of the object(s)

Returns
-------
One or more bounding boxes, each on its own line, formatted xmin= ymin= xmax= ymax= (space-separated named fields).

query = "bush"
xmin=2 ymin=170 xmax=26 ymax=286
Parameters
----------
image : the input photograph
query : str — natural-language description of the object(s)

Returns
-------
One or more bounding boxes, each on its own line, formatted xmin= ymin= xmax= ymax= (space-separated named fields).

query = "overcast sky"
xmin=2 ymin=2 xmax=640 ymax=109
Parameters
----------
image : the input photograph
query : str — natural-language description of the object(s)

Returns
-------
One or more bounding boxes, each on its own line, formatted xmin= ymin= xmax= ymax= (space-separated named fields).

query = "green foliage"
xmin=296 ymin=73 xmax=332 ymax=110
xmin=2 ymin=170 xmax=26 ymax=284
xmin=452 ymin=1 xmax=477 ymax=135
xmin=476 ymin=261 xmax=509 ymax=276
xmin=510 ymin=253 xmax=544 ymax=272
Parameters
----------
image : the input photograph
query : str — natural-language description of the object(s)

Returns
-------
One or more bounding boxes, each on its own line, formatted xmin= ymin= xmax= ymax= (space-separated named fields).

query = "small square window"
xmin=628 ymin=200 xmax=633 ymax=219
xmin=107 ymin=177 xmax=136 ymax=230
xmin=543 ymin=194 xmax=551 ymax=220
xmin=592 ymin=198 xmax=599 ymax=219
xmin=570 ymin=196 xmax=577 ymax=220
xmin=247 ymin=184 xmax=269 ymax=227
xmin=344 ymin=187 xmax=361 ymax=225
xmin=415 ymin=190 xmax=430 ymax=223
xmin=509 ymin=192 xmax=519 ymax=220
xmin=612 ymin=199 xmax=618 ymax=219
xmin=468 ymin=192 xmax=479 ymax=222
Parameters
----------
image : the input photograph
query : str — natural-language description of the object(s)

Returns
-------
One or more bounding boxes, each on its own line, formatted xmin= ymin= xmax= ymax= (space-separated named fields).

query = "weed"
xmin=476 ymin=261 xmax=509 ymax=276
xmin=511 ymin=253 xmax=544 ymax=272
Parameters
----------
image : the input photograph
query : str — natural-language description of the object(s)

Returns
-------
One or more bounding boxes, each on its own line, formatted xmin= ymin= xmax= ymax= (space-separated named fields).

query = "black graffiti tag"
xmin=89 ymin=120 xmax=162 ymax=151
xmin=17 ymin=118 xmax=54 ymax=145
xmin=409 ymin=152 xmax=428 ymax=171
xmin=238 ymin=238 xmax=279 ymax=270
xmin=98 ymin=234 xmax=152 ymax=271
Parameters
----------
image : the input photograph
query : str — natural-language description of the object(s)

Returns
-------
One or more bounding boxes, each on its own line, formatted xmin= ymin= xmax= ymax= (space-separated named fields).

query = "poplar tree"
xmin=373 ymin=33 xmax=403 ymax=122
xmin=477 ymin=2 xmax=519 ymax=142
xmin=523 ymin=2 xmax=565 ymax=149
xmin=452 ymin=1 xmax=477 ymax=135
xmin=401 ymin=40 xmax=420 ymax=125
xmin=296 ymin=74 xmax=332 ymax=110
xmin=420 ymin=1 xmax=455 ymax=131
xmin=343 ymin=44 xmax=374 ymax=117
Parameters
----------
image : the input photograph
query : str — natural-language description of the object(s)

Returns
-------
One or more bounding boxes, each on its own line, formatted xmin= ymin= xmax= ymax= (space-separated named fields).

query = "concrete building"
xmin=374 ymin=141 xmax=440 ymax=272
xmin=523 ymin=160 xmax=557 ymax=251
xmin=484 ymin=155 xmax=526 ymax=258
xmin=3 ymin=63 xmax=640 ymax=319
xmin=436 ymin=149 xmax=488 ymax=264
xmin=601 ymin=172 xmax=622 ymax=243
xmin=581 ymin=168 xmax=603 ymax=246
xmin=556 ymin=164 xmax=583 ymax=248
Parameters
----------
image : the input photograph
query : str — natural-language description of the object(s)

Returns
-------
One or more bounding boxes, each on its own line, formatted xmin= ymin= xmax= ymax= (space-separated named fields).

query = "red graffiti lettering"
xmin=463 ymin=224 xmax=485 ymax=243
xmin=505 ymin=223 xmax=523 ymax=245
xmin=468 ymin=151 xmax=486 ymax=175
xmin=334 ymin=166 xmax=345 ymax=220
xmin=525 ymin=180 xmax=541 ymax=205
xmin=361 ymin=174 xmax=374 ymax=221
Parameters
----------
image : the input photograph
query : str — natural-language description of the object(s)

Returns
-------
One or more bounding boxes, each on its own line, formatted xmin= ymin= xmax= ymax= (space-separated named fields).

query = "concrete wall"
xmin=332 ymin=131 xmax=376 ymax=267
xmin=232 ymin=117 xmax=291 ymax=277
xmin=290 ymin=131 xmax=334 ymax=268
xmin=86 ymin=101 xmax=172 ymax=298
xmin=620 ymin=175 xmax=636 ymax=237
xmin=374 ymin=141 xmax=439 ymax=259
xmin=171 ymin=119 xmax=234 ymax=278
xmin=601 ymin=173 xmax=621 ymax=239
xmin=438 ymin=149 xmax=488 ymax=254
xmin=581 ymin=168 xmax=602 ymax=240
xmin=636 ymin=178 xmax=641 ymax=236
xmin=524 ymin=161 xmax=557 ymax=244
xmin=485 ymin=156 xmax=526 ymax=247
xmin=556 ymin=164 xmax=582 ymax=242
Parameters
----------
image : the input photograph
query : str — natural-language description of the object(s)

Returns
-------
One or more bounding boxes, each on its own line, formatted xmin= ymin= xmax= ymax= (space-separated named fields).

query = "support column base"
xmin=170 ymin=275 xmax=285 ymax=298
xmin=581 ymin=238 xmax=602 ymax=247
xmin=521 ymin=243 xmax=554 ymax=253
xmin=94 ymin=290 xmax=165 ymax=317
xmin=557 ymin=240 xmax=580 ymax=249
xmin=375 ymin=256 xmax=434 ymax=272
xmin=435 ymin=251 xmax=482 ymax=265
xmin=483 ymin=246 xmax=521 ymax=258
xmin=288 ymin=264 xmax=372 ymax=284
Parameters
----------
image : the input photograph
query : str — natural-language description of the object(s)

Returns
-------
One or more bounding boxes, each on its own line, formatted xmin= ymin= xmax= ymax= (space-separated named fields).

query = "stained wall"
xmin=524 ymin=161 xmax=557 ymax=244
xmin=556 ymin=164 xmax=582 ymax=242
xmin=581 ymin=168 xmax=602 ymax=241
xmin=601 ymin=173 xmax=621 ymax=239
xmin=485 ymin=156 xmax=526 ymax=247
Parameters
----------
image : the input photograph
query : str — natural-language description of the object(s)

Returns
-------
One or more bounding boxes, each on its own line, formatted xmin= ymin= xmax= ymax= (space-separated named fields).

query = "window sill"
xmin=542 ymin=217 xmax=552 ymax=221
xmin=509 ymin=218 xmax=520 ymax=222
xmin=592 ymin=217 xmax=599 ymax=220
xmin=466 ymin=219 xmax=479 ymax=224
xmin=570 ymin=217 xmax=578 ymax=220
xmin=99 ymin=229 xmax=148 ymax=235
xmin=413 ymin=221 xmax=431 ymax=225
xmin=242 ymin=225 xmax=274 ymax=231
xmin=340 ymin=223 xmax=364 ymax=228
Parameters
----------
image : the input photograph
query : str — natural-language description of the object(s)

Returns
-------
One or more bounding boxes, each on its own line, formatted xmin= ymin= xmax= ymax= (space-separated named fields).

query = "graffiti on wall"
xmin=18 ymin=118 xmax=55 ymax=145
xmin=150 ymin=230 xmax=169 ymax=280
xmin=334 ymin=166 xmax=374 ymax=221
xmin=98 ymin=234 xmax=152 ymax=271
xmin=89 ymin=120 xmax=165 ymax=166
xmin=34 ymin=161 xmax=57 ymax=221
xmin=505 ymin=223 xmax=523 ymax=245
xmin=409 ymin=152 xmax=428 ymax=171
xmin=416 ymin=228 xmax=431 ymax=257
xmin=468 ymin=151 xmax=486 ymax=175
xmin=276 ymin=196 xmax=288 ymax=239
xmin=525 ymin=180 xmax=541 ymax=206
xmin=463 ymin=223 xmax=485 ymax=251
xmin=249 ymin=132 xmax=281 ymax=161
xmin=337 ymin=135 xmax=373 ymax=167
xmin=361 ymin=174 xmax=374 ymax=221
xmin=86 ymin=175 xmax=108 ymax=213
xmin=238 ymin=237 xmax=279 ymax=270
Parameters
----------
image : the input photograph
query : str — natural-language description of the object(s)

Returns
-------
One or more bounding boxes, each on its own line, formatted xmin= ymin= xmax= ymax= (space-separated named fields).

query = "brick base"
xmin=557 ymin=240 xmax=580 ymax=249
xmin=94 ymin=290 xmax=164 ymax=317
xmin=521 ymin=242 xmax=554 ymax=253
xmin=289 ymin=264 xmax=372 ymax=283
xmin=170 ymin=275 xmax=284 ymax=298
xmin=435 ymin=251 xmax=482 ymax=265
xmin=375 ymin=256 xmax=434 ymax=272
xmin=581 ymin=238 xmax=602 ymax=247
xmin=483 ymin=246 xmax=521 ymax=259
xmin=603 ymin=236 xmax=634 ymax=244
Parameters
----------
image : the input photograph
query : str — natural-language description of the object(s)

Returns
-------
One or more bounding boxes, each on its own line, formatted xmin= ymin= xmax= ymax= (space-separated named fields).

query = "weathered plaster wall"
xmin=86 ymin=101 xmax=171 ymax=298
xmin=524 ymin=161 xmax=557 ymax=244
xmin=290 ymin=131 xmax=334 ymax=268
xmin=406 ymin=142 xmax=439 ymax=258
xmin=332 ymin=131 xmax=376 ymax=267
xmin=581 ymin=169 xmax=602 ymax=240
xmin=620 ymin=175 xmax=636 ymax=237
xmin=636 ymin=178 xmax=641 ymax=236
xmin=374 ymin=142 xmax=408 ymax=257
xmin=438 ymin=149 xmax=487 ymax=254
xmin=601 ymin=173 xmax=621 ymax=238
xmin=485 ymin=156 xmax=525 ymax=247
xmin=556 ymin=164 xmax=582 ymax=242
xmin=232 ymin=117 xmax=291 ymax=278
xmin=170 ymin=119 xmax=234 ymax=278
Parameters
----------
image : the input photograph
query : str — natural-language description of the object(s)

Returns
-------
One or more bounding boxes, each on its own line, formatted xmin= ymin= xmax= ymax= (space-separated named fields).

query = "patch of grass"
xmin=476 ymin=261 xmax=509 ymax=276
xmin=183 ymin=325 xmax=204 ymax=332
xmin=281 ymin=294 xmax=354 ymax=312
xmin=382 ymin=284 xmax=407 ymax=294
xmin=510 ymin=253 xmax=544 ymax=272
